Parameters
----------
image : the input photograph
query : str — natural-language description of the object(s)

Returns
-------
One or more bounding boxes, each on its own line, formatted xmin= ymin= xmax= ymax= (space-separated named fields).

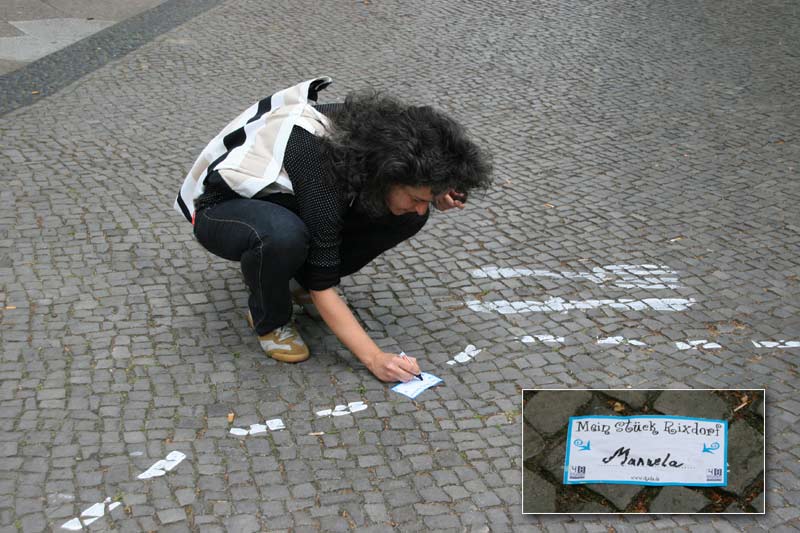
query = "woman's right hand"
xmin=366 ymin=351 xmax=421 ymax=382
xmin=433 ymin=189 xmax=467 ymax=211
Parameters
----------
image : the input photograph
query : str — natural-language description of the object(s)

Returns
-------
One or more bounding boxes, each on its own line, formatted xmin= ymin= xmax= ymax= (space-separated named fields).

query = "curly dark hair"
xmin=318 ymin=90 xmax=493 ymax=216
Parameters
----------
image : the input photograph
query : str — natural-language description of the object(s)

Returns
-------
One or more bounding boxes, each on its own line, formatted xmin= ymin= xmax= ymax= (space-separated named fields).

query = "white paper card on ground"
xmin=315 ymin=401 xmax=368 ymax=417
xmin=62 ymin=497 xmax=121 ymax=530
xmin=563 ymin=415 xmax=728 ymax=487
xmin=446 ymin=344 xmax=482 ymax=365
xmin=80 ymin=501 xmax=105 ymax=519
xmin=266 ymin=418 xmax=285 ymax=431
xmin=61 ymin=518 xmax=82 ymax=530
xmin=391 ymin=372 xmax=443 ymax=399
xmin=347 ymin=401 xmax=367 ymax=413
xmin=137 ymin=451 xmax=186 ymax=479
xmin=331 ymin=404 xmax=349 ymax=416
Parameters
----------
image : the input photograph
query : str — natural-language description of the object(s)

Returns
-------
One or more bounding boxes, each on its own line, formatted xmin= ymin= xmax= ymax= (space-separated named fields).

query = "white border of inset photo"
xmin=520 ymin=388 xmax=765 ymax=514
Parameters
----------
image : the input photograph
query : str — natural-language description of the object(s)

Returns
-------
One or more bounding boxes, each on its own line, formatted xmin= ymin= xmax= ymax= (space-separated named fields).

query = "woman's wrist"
xmin=357 ymin=346 xmax=383 ymax=370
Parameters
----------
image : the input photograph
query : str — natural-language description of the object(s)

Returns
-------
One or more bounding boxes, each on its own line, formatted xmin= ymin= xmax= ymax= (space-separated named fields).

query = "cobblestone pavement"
xmin=0 ymin=0 xmax=222 ymax=115
xmin=523 ymin=390 xmax=764 ymax=513
xmin=0 ymin=0 xmax=169 ymax=77
xmin=0 ymin=0 xmax=798 ymax=531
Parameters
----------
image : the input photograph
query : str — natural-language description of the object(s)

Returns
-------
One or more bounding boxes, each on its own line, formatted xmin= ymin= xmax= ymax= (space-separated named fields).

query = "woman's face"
xmin=386 ymin=185 xmax=434 ymax=216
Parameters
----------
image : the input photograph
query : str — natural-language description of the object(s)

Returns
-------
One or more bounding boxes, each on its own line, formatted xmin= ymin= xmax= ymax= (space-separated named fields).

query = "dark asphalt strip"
xmin=0 ymin=0 xmax=223 ymax=117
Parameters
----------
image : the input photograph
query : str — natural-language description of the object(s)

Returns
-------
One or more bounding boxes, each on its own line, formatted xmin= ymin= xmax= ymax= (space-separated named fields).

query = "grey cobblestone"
xmin=523 ymin=470 xmax=556 ymax=513
xmin=604 ymin=391 xmax=649 ymax=410
xmin=650 ymin=487 xmax=711 ymax=513
xmin=588 ymin=484 xmax=645 ymax=512
xmin=524 ymin=391 xmax=592 ymax=435
xmin=653 ymin=391 xmax=729 ymax=421
xmin=726 ymin=421 xmax=765 ymax=495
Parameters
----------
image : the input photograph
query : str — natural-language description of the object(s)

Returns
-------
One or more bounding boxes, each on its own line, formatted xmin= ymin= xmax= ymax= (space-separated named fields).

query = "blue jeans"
xmin=193 ymin=198 xmax=428 ymax=334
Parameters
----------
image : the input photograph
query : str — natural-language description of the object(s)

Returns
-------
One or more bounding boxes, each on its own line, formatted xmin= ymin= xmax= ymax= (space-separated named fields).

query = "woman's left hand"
xmin=433 ymin=190 xmax=466 ymax=211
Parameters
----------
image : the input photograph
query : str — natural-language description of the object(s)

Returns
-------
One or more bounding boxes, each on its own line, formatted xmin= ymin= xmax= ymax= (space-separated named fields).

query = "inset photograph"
xmin=522 ymin=389 xmax=764 ymax=513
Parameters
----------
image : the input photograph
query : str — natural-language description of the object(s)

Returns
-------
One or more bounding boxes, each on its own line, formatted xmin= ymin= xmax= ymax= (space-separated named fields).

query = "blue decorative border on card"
xmin=562 ymin=415 xmax=728 ymax=487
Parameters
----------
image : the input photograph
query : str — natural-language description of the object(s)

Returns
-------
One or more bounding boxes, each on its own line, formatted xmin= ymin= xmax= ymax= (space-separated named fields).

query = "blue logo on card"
xmin=573 ymin=439 xmax=591 ymax=451
xmin=702 ymin=442 xmax=720 ymax=454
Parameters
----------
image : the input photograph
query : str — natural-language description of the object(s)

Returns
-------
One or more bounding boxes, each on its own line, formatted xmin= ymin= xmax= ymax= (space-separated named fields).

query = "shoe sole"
xmin=266 ymin=349 xmax=309 ymax=363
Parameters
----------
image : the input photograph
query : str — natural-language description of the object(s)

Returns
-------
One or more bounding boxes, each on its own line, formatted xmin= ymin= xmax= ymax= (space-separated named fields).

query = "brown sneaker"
xmin=246 ymin=311 xmax=310 ymax=363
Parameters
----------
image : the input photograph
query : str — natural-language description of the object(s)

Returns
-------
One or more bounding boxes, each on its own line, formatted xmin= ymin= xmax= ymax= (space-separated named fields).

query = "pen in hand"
xmin=399 ymin=352 xmax=424 ymax=381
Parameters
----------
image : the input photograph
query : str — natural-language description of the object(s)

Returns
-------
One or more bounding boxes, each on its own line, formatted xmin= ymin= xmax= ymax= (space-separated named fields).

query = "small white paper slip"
xmin=391 ymin=372 xmax=443 ymax=399
xmin=752 ymin=340 xmax=800 ymax=348
xmin=331 ymin=404 xmax=349 ymax=416
xmin=229 ymin=427 xmax=249 ymax=436
xmin=316 ymin=402 xmax=367 ymax=417
xmin=348 ymin=401 xmax=367 ymax=413
xmin=521 ymin=335 xmax=564 ymax=345
xmin=61 ymin=518 xmax=82 ymax=530
xmin=62 ymin=497 xmax=121 ymax=529
xmin=163 ymin=451 xmax=186 ymax=465
xmin=249 ymin=424 xmax=268 ymax=435
xmin=266 ymin=418 xmax=285 ymax=431
xmin=81 ymin=501 xmax=106 ymax=519
xmin=137 ymin=451 xmax=187 ymax=479
xmin=563 ymin=415 xmax=728 ymax=487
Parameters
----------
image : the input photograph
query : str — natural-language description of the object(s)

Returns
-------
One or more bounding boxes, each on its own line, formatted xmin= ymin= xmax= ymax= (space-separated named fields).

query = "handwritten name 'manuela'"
xmin=576 ymin=419 xmax=722 ymax=437
xmin=602 ymin=447 xmax=685 ymax=468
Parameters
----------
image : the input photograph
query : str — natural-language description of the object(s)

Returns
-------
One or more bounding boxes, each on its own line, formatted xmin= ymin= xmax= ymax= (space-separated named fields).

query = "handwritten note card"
xmin=563 ymin=415 xmax=728 ymax=486
xmin=392 ymin=373 xmax=443 ymax=399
